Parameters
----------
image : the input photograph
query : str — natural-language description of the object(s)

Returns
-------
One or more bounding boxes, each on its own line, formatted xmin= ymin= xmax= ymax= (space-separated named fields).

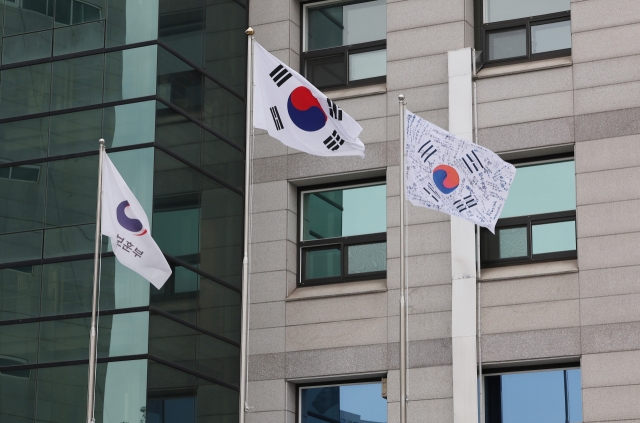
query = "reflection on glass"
xmin=304 ymin=247 xmax=341 ymax=280
xmin=349 ymin=49 xmax=386 ymax=81
xmin=36 ymin=364 xmax=88 ymax=423
xmin=307 ymin=0 xmax=386 ymax=51
xmin=100 ymin=360 xmax=148 ymax=423
xmin=155 ymin=104 xmax=203 ymax=165
xmin=0 ymin=162 xmax=46 ymax=234
xmin=153 ymin=208 xmax=200 ymax=258
xmin=99 ymin=257 xmax=150 ymax=310
xmin=157 ymin=47 xmax=203 ymax=118
xmin=104 ymin=45 xmax=157 ymax=102
xmin=51 ymin=54 xmax=104 ymax=110
xmin=3 ymin=0 xmax=54 ymax=36
xmin=500 ymin=161 xmax=576 ymax=218
xmin=202 ymin=131 xmax=245 ymax=190
xmin=301 ymin=383 xmax=388 ymax=423
xmin=488 ymin=28 xmax=527 ymax=61
xmin=0 ymin=63 xmax=52 ymax=119
xmin=348 ymin=242 xmax=386 ymax=274
xmin=46 ymin=156 xmax=98 ymax=227
xmin=41 ymin=259 xmax=94 ymax=315
xmin=0 ymin=365 xmax=36 ymax=422
xmin=49 ymin=109 xmax=102 ymax=156
xmin=0 ymin=322 xmax=39 ymax=366
xmin=203 ymin=77 xmax=245 ymax=147
xmin=485 ymin=369 xmax=582 ymax=423
xmin=532 ymin=220 xmax=576 ymax=254
xmin=486 ymin=0 xmax=570 ymax=23
xmin=306 ymin=54 xmax=346 ymax=88
xmin=499 ymin=227 xmax=527 ymax=258
xmin=53 ymin=20 xmax=105 ymax=56
xmin=0 ymin=117 xmax=48 ymax=162
xmin=106 ymin=0 xmax=159 ymax=47
xmin=303 ymin=184 xmax=386 ymax=240
xmin=532 ymin=21 xmax=572 ymax=54
xmin=103 ymin=101 xmax=156 ymax=148
xmin=0 ymin=266 xmax=42 ymax=321
xmin=158 ymin=0 xmax=204 ymax=66
xmin=2 ymin=30 xmax=53 ymax=64
xmin=0 ymin=231 xmax=43 ymax=265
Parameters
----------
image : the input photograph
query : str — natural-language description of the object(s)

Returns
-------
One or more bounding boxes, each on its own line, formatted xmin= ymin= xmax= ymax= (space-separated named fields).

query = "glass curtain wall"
xmin=0 ymin=0 xmax=247 ymax=421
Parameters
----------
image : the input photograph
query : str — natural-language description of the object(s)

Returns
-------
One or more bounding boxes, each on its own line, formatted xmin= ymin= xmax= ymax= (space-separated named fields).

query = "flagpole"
xmin=239 ymin=27 xmax=254 ymax=423
xmin=398 ymin=95 xmax=407 ymax=423
xmin=86 ymin=138 xmax=105 ymax=423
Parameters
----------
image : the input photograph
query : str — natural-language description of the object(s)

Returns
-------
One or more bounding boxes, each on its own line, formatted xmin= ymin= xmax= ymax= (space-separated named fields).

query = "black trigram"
xmin=323 ymin=130 xmax=345 ymax=151
xmin=454 ymin=195 xmax=477 ymax=212
xmin=270 ymin=106 xmax=284 ymax=131
xmin=462 ymin=151 xmax=484 ymax=173
xmin=423 ymin=183 xmax=441 ymax=203
xmin=269 ymin=64 xmax=293 ymax=87
xmin=417 ymin=140 xmax=437 ymax=163
xmin=327 ymin=98 xmax=343 ymax=120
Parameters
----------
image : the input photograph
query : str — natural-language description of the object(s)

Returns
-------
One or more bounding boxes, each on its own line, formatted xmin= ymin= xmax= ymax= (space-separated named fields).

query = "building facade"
xmin=246 ymin=1 xmax=640 ymax=423
xmin=0 ymin=0 xmax=248 ymax=422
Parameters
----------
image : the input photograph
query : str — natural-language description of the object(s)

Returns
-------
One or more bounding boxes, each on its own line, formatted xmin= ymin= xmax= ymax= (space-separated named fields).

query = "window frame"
xmin=480 ymin=154 xmax=577 ymax=269
xmin=297 ymin=178 xmax=387 ymax=287
xmin=481 ymin=362 xmax=582 ymax=423
xmin=297 ymin=377 xmax=387 ymax=423
xmin=300 ymin=0 xmax=387 ymax=90
xmin=475 ymin=0 xmax=571 ymax=68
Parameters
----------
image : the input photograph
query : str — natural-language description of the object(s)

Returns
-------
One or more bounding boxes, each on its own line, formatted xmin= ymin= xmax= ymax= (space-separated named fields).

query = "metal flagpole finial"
xmin=398 ymin=94 xmax=405 ymax=103
xmin=99 ymin=138 xmax=105 ymax=146
xmin=245 ymin=27 xmax=254 ymax=36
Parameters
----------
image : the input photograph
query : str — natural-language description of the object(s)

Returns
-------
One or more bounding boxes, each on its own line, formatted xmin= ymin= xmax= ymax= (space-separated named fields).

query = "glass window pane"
xmin=0 ymin=322 xmax=39 ymax=366
xmin=501 ymin=161 xmax=576 ymax=218
xmin=349 ymin=49 xmax=386 ymax=81
xmin=98 ymin=360 xmax=148 ymax=423
xmin=499 ymin=227 xmax=527 ymax=258
xmin=202 ymin=77 xmax=245 ymax=147
xmin=0 ymin=365 xmax=36 ymax=422
xmin=0 ymin=63 xmax=52 ymax=119
xmin=71 ymin=0 xmax=103 ymax=24
xmin=4 ymin=0 xmax=54 ymax=36
xmin=307 ymin=4 xmax=343 ymax=51
xmin=0 ymin=266 xmax=42 ymax=321
xmin=157 ymin=47 xmax=203 ymax=118
xmin=0 ymin=163 xmax=46 ymax=234
xmin=53 ymin=20 xmax=105 ymax=56
xmin=499 ymin=370 xmax=568 ymax=423
xmin=2 ymin=30 xmax=52 ymax=65
xmin=104 ymin=45 xmax=157 ymax=103
xmin=304 ymin=247 xmax=341 ymax=280
xmin=303 ymin=184 xmax=386 ymax=240
xmin=35 ymin=364 xmax=87 ymax=423
xmin=49 ymin=109 xmax=102 ymax=156
xmin=0 ymin=231 xmax=43 ymax=265
xmin=156 ymin=102 xmax=203 ymax=165
xmin=202 ymin=131 xmax=245 ymax=191
xmin=51 ymin=54 xmax=104 ymax=110
xmin=348 ymin=242 xmax=386 ymax=274
xmin=106 ymin=0 xmax=159 ymax=47
xmin=103 ymin=101 xmax=156 ymax=148
xmin=487 ymin=28 xmax=527 ymax=61
xmin=99 ymin=256 xmax=151 ymax=310
xmin=46 ymin=156 xmax=98 ymax=227
xmin=301 ymin=383 xmax=388 ymax=423
xmin=486 ymin=0 xmax=570 ymax=23
xmin=153 ymin=208 xmax=200 ymax=258
xmin=159 ymin=0 xmax=204 ymax=66
xmin=532 ymin=220 xmax=576 ymax=254
xmin=343 ymin=0 xmax=386 ymax=45
xmin=307 ymin=0 xmax=386 ymax=51
xmin=41 ymin=259 xmax=95 ymax=315
xmin=306 ymin=54 xmax=346 ymax=89
xmin=0 ymin=117 xmax=49 ymax=162
xmin=567 ymin=369 xmax=583 ymax=423
xmin=532 ymin=20 xmax=572 ymax=54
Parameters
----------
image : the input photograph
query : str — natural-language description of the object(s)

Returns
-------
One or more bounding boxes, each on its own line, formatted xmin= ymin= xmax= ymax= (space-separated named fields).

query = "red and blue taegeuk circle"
xmin=287 ymin=86 xmax=327 ymax=132
xmin=433 ymin=165 xmax=459 ymax=194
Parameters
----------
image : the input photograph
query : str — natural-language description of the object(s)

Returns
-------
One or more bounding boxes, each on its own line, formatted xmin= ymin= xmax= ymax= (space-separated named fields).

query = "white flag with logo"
xmin=101 ymin=154 xmax=172 ymax=289
xmin=253 ymin=41 xmax=365 ymax=157
xmin=404 ymin=110 xmax=516 ymax=233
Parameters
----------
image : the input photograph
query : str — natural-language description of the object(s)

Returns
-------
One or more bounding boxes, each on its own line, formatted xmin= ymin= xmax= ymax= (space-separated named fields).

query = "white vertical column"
xmin=448 ymin=48 xmax=479 ymax=423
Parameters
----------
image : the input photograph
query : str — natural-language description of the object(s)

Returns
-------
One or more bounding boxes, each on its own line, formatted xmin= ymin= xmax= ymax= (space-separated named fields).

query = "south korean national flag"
xmin=253 ymin=41 xmax=365 ymax=157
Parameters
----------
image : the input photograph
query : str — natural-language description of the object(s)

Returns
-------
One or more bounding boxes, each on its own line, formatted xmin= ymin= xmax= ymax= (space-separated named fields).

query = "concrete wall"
xmin=245 ymin=0 xmax=640 ymax=422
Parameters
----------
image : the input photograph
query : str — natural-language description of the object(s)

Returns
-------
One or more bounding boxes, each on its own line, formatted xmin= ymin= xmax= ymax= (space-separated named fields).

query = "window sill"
xmin=286 ymin=278 xmax=387 ymax=302
xmin=476 ymin=56 xmax=572 ymax=80
xmin=479 ymin=259 xmax=578 ymax=282
xmin=323 ymin=83 xmax=387 ymax=101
